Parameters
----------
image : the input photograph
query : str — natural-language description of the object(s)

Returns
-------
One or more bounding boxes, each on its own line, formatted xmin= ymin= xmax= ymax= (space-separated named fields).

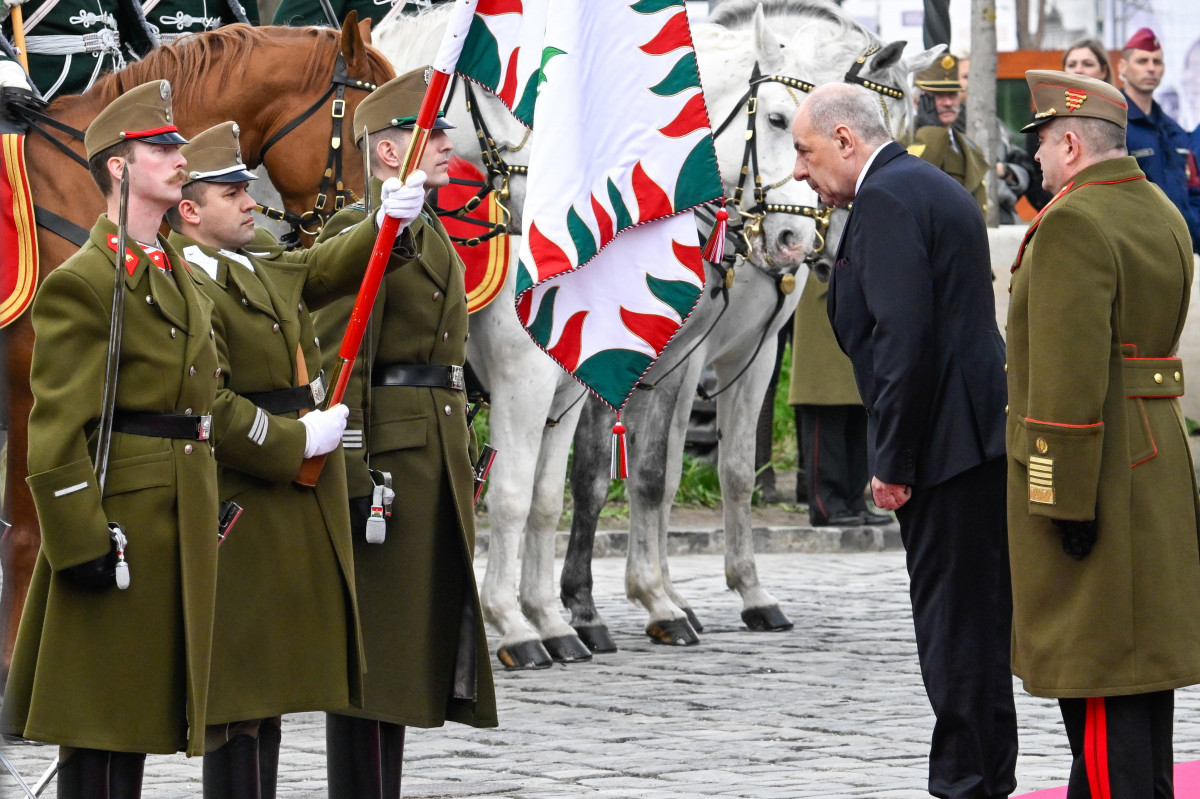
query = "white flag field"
xmin=455 ymin=0 xmax=724 ymax=413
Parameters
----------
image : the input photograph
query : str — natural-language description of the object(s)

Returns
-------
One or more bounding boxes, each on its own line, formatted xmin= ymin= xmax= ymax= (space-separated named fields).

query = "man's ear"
xmin=376 ymin=138 xmax=403 ymax=170
xmin=106 ymin=155 xmax=126 ymax=186
xmin=833 ymin=124 xmax=855 ymax=156
xmin=178 ymin=197 xmax=202 ymax=226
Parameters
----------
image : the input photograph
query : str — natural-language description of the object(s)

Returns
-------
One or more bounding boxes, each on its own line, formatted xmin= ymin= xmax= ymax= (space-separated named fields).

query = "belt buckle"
xmin=196 ymin=415 xmax=213 ymax=441
xmin=448 ymin=365 xmax=464 ymax=391
xmin=309 ymin=372 xmax=327 ymax=406
xmin=82 ymin=32 xmax=102 ymax=52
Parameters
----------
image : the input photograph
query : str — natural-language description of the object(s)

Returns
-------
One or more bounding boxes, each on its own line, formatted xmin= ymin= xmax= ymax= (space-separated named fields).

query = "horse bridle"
xmin=255 ymin=52 xmax=378 ymax=244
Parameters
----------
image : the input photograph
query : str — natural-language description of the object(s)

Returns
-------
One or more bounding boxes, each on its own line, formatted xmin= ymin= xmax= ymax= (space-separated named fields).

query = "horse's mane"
xmin=373 ymin=2 xmax=454 ymax=71
xmin=47 ymin=25 xmax=391 ymax=116
xmin=708 ymin=0 xmax=874 ymax=41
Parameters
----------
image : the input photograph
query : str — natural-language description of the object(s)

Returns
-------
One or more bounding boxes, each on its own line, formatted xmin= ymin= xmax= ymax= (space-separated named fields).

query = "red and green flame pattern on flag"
xmin=456 ymin=0 xmax=723 ymax=411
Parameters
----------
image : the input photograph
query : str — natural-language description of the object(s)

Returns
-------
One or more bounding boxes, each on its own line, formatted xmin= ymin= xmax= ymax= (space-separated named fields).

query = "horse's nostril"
xmin=778 ymin=229 xmax=795 ymax=247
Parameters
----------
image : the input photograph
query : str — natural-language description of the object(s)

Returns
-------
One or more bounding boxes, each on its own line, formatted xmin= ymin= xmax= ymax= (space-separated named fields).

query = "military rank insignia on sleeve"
xmin=1029 ymin=455 xmax=1055 ymax=504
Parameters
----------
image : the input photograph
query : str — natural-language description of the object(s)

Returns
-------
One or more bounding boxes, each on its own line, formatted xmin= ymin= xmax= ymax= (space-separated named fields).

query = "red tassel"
xmin=611 ymin=417 xmax=628 ymax=479
xmin=702 ymin=201 xmax=729 ymax=264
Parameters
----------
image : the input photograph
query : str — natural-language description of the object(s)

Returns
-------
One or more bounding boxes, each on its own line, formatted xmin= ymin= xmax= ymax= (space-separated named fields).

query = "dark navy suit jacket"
xmin=827 ymin=141 xmax=1007 ymax=490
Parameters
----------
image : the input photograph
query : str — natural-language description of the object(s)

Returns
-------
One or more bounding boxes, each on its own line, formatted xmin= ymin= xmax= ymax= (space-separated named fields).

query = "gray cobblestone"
xmin=5 ymin=550 xmax=1200 ymax=798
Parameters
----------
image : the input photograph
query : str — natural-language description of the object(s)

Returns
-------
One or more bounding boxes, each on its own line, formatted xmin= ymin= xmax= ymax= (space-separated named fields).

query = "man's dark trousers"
xmin=895 ymin=456 xmax=1018 ymax=799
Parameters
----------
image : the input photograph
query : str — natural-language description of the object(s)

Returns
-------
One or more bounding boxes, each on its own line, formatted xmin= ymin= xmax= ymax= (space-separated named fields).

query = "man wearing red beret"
xmin=1120 ymin=27 xmax=1200 ymax=252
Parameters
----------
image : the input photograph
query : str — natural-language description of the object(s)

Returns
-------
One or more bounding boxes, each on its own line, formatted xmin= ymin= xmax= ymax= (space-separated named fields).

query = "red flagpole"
xmin=296 ymin=0 xmax=480 ymax=486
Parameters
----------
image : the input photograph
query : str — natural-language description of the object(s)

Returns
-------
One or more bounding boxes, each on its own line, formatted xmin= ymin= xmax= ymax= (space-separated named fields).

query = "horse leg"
xmin=471 ymin=303 xmax=554 ymax=670
xmin=1 ymin=319 xmax=39 ymax=683
xmin=625 ymin=370 xmax=700 ymax=646
xmin=561 ymin=394 xmax=617 ymax=653
xmin=715 ymin=340 xmax=793 ymax=633
xmin=516 ymin=379 xmax=590 ymax=664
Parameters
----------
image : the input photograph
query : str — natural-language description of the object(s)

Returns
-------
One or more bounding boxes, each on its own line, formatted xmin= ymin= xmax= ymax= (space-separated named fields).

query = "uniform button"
xmin=272 ymin=323 xmax=280 ymax=333
xmin=298 ymin=304 xmax=303 ymax=312
xmin=1175 ymin=371 xmax=1182 ymax=382
xmin=1035 ymin=437 xmax=1048 ymax=454
xmin=1004 ymin=404 xmax=1009 ymax=414
xmin=1154 ymin=373 xmax=1163 ymax=384
xmin=443 ymin=332 xmax=449 ymax=341
xmin=210 ymin=329 xmax=215 ymax=339
xmin=314 ymin=337 xmax=320 ymax=347
xmin=242 ymin=297 xmax=250 ymax=306
xmin=432 ymin=291 xmax=441 ymax=301
xmin=215 ymin=367 xmax=222 ymax=378
xmin=444 ymin=405 xmax=452 ymax=416
xmin=1003 ymin=363 xmax=1007 ymax=372
xmin=185 ymin=408 xmax=193 ymax=415
xmin=184 ymin=444 xmax=194 ymax=454
xmin=189 ymin=366 xmax=197 ymax=375
xmin=170 ymin=327 xmax=177 ymax=338
xmin=146 ymin=295 xmax=155 ymax=305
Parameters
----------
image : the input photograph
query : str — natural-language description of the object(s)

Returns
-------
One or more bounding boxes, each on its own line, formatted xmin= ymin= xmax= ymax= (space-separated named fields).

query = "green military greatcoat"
xmin=271 ymin=0 xmax=388 ymax=26
xmin=1 ymin=217 xmax=220 ymax=756
xmin=910 ymin=125 xmax=989 ymax=214
xmin=1006 ymin=155 xmax=1200 ymax=698
xmin=312 ymin=179 xmax=497 ymax=729
xmin=788 ymin=271 xmax=860 ymax=407
xmin=168 ymin=218 xmax=383 ymax=723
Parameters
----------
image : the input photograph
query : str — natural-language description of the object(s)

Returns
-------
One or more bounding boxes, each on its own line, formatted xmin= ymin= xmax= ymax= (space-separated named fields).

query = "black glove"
xmin=1054 ymin=518 xmax=1098 ymax=560
xmin=349 ymin=495 xmax=373 ymax=541
xmin=59 ymin=537 xmax=117 ymax=590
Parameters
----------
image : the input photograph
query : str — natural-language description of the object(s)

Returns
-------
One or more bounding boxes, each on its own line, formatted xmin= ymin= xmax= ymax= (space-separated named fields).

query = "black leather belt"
xmin=242 ymin=371 xmax=327 ymax=414
xmin=112 ymin=411 xmax=212 ymax=441
xmin=374 ymin=363 xmax=465 ymax=391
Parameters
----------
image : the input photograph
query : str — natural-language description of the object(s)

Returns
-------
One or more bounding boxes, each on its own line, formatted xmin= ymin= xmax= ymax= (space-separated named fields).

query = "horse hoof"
xmin=684 ymin=606 xmax=705 ymax=633
xmin=741 ymin=605 xmax=794 ymax=632
xmin=573 ymin=624 xmax=618 ymax=654
xmin=645 ymin=617 xmax=700 ymax=646
xmin=542 ymin=634 xmax=593 ymax=663
xmin=496 ymin=641 xmax=554 ymax=670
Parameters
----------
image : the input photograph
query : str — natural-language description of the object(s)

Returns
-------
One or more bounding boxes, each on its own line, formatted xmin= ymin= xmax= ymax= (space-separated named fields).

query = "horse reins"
xmin=256 ymin=51 xmax=377 ymax=243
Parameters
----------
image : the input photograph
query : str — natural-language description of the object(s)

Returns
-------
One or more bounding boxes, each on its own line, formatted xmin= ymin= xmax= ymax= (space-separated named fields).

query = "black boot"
xmin=203 ymin=734 xmax=260 ymax=799
xmin=326 ymin=713 xmax=381 ymax=799
xmin=107 ymin=751 xmax=146 ymax=799
xmin=57 ymin=748 xmax=110 ymax=799
xmin=257 ymin=719 xmax=281 ymax=799
xmin=378 ymin=722 xmax=405 ymax=799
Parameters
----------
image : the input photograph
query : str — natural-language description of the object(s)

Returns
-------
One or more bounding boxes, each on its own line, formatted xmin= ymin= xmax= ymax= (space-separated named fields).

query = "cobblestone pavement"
xmin=5 ymin=550 xmax=1200 ymax=798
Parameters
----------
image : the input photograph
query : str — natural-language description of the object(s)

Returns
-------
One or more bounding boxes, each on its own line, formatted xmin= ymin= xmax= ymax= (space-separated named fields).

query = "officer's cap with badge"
xmin=180 ymin=121 xmax=259 ymax=187
xmin=914 ymin=53 xmax=963 ymax=93
xmin=353 ymin=65 xmax=455 ymax=146
xmin=84 ymin=79 xmax=189 ymax=160
xmin=1020 ymin=70 xmax=1128 ymax=133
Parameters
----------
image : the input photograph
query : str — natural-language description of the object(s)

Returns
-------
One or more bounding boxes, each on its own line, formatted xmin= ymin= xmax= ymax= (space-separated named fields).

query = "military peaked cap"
xmin=1021 ymin=70 xmax=1128 ymax=132
xmin=181 ymin=121 xmax=258 ymax=186
xmin=353 ymin=66 xmax=454 ymax=145
xmin=914 ymin=53 xmax=963 ymax=93
xmin=85 ymin=80 xmax=188 ymax=160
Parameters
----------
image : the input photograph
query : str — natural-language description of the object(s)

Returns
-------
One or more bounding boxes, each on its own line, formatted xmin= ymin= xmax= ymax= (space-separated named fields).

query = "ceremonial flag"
xmin=0 ymin=133 xmax=38 ymax=328
xmin=456 ymin=0 xmax=723 ymax=441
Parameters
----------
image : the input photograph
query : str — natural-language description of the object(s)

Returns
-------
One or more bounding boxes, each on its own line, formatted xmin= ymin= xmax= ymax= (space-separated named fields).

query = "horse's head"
xmin=695 ymin=11 xmax=822 ymax=274
xmin=850 ymin=39 xmax=944 ymax=145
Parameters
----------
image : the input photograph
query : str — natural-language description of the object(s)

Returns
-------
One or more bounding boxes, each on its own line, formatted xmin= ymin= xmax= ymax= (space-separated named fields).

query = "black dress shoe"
xmin=811 ymin=514 xmax=862 ymax=527
xmin=861 ymin=511 xmax=893 ymax=526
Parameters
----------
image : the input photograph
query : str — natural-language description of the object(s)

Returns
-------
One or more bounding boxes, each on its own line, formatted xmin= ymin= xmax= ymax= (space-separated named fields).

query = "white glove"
xmin=0 ymin=60 xmax=30 ymax=90
xmin=375 ymin=171 xmax=426 ymax=231
xmin=301 ymin=404 xmax=349 ymax=458
xmin=3 ymin=0 xmax=28 ymax=10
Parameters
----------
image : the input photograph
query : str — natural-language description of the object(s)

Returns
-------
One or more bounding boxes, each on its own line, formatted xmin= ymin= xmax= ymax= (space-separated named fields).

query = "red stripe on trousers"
xmin=1084 ymin=697 xmax=1112 ymax=799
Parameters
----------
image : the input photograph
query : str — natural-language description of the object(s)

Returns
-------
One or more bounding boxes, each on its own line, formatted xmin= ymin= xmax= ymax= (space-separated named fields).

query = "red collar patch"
xmin=107 ymin=235 xmax=170 ymax=275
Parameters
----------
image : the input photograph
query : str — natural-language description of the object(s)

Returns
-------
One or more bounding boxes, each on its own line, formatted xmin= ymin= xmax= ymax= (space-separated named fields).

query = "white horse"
xmin=561 ymin=0 xmax=942 ymax=648
xmin=373 ymin=1 xmax=830 ymax=668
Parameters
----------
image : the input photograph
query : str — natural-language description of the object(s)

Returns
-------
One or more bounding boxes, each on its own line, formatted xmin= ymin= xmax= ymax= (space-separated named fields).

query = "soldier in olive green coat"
xmin=164 ymin=121 xmax=423 ymax=797
xmin=1010 ymin=70 xmax=1200 ymax=796
xmin=0 ymin=81 xmax=219 ymax=795
xmin=311 ymin=68 xmax=497 ymax=799
xmin=909 ymin=53 xmax=989 ymax=214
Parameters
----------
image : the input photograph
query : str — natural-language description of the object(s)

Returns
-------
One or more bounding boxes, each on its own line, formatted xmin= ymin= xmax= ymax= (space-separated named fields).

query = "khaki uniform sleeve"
xmin=1020 ymin=204 xmax=1116 ymax=519
xmin=25 ymin=267 xmax=117 ymax=570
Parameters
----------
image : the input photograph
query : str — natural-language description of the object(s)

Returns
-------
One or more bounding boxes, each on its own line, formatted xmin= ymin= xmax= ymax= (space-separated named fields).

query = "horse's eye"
xmin=767 ymin=112 xmax=788 ymax=130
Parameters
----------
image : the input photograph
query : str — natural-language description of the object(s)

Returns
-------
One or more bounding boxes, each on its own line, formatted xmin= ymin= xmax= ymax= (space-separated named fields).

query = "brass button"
xmin=1154 ymin=373 xmax=1163 ymax=384
xmin=1036 ymin=437 xmax=1048 ymax=454
xmin=184 ymin=444 xmax=194 ymax=454
xmin=444 ymin=405 xmax=452 ymax=416
xmin=185 ymin=408 xmax=193 ymax=415
xmin=1004 ymin=404 xmax=1009 ymax=414
xmin=1175 ymin=372 xmax=1182 ymax=382
xmin=1003 ymin=363 xmax=1008 ymax=372
xmin=189 ymin=366 xmax=196 ymax=375
xmin=146 ymin=295 xmax=154 ymax=305
xmin=272 ymin=323 xmax=280 ymax=333
xmin=170 ymin=327 xmax=177 ymax=338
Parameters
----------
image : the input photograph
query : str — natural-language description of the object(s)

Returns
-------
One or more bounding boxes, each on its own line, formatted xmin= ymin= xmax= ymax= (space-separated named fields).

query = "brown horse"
xmin=0 ymin=19 xmax=395 ymax=679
